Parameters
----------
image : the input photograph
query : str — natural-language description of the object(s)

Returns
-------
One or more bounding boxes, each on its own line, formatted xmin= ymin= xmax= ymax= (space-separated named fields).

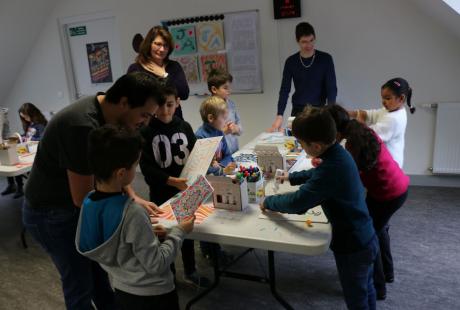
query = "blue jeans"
xmin=334 ymin=235 xmax=379 ymax=310
xmin=22 ymin=200 xmax=115 ymax=310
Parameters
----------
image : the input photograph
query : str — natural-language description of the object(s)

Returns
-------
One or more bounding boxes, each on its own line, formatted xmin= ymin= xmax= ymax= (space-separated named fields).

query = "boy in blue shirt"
xmin=261 ymin=107 xmax=378 ymax=310
xmin=207 ymin=69 xmax=243 ymax=154
xmin=195 ymin=96 xmax=235 ymax=175
xmin=76 ymin=126 xmax=195 ymax=310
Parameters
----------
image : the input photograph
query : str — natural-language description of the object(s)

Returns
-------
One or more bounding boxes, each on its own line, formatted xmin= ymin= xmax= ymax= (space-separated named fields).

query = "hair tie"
xmin=394 ymin=81 xmax=401 ymax=87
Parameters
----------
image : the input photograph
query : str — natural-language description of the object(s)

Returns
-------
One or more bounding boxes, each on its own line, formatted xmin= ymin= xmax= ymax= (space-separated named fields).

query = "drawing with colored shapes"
xmin=200 ymin=53 xmax=227 ymax=81
xmin=197 ymin=21 xmax=225 ymax=52
xmin=172 ymin=55 xmax=200 ymax=83
xmin=156 ymin=203 xmax=215 ymax=225
xmin=170 ymin=25 xmax=197 ymax=56
xmin=170 ymin=175 xmax=214 ymax=223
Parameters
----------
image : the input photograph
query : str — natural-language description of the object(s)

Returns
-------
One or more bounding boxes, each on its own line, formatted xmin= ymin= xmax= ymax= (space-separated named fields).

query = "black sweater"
xmin=140 ymin=116 xmax=196 ymax=205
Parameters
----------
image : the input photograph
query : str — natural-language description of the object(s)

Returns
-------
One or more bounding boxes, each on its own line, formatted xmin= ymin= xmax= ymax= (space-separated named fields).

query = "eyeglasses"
xmin=152 ymin=41 xmax=169 ymax=50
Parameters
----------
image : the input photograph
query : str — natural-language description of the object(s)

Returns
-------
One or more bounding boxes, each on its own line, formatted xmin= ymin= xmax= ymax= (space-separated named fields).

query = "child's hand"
xmin=134 ymin=196 xmax=164 ymax=216
xmin=167 ymin=177 xmax=189 ymax=191
xmin=311 ymin=158 xmax=323 ymax=168
xmin=223 ymin=122 xmax=233 ymax=135
xmin=153 ymin=224 xmax=168 ymax=239
xmin=228 ymin=123 xmax=240 ymax=134
xmin=259 ymin=196 xmax=267 ymax=212
xmin=276 ymin=171 xmax=289 ymax=184
xmin=179 ymin=216 xmax=195 ymax=233
xmin=226 ymin=162 xmax=236 ymax=170
xmin=211 ymin=160 xmax=220 ymax=168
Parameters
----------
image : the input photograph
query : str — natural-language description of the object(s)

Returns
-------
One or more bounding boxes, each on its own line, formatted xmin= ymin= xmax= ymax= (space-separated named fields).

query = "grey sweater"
xmin=75 ymin=196 xmax=186 ymax=296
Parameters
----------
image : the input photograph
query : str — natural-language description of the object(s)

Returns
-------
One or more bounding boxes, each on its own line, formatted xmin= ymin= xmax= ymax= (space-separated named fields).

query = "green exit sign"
xmin=69 ymin=26 xmax=87 ymax=36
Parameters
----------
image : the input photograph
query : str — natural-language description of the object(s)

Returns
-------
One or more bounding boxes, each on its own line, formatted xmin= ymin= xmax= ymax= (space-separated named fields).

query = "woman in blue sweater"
xmin=269 ymin=22 xmax=337 ymax=132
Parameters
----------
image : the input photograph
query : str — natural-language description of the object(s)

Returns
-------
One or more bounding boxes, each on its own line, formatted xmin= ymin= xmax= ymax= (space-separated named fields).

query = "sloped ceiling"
xmin=408 ymin=0 xmax=460 ymax=39
xmin=0 ymin=0 xmax=58 ymax=104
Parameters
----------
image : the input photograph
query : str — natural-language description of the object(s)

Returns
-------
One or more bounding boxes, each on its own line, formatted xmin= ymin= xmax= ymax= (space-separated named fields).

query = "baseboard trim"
xmin=409 ymin=174 xmax=460 ymax=188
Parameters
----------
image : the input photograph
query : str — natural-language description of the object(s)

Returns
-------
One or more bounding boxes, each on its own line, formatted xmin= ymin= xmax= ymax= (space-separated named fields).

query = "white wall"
xmin=4 ymin=0 xmax=460 ymax=182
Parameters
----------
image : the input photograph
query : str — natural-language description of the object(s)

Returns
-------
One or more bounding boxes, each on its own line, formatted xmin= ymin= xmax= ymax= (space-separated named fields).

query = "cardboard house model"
xmin=207 ymin=175 xmax=248 ymax=211
xmin=254 ymin=144 xmax=286 ymax=174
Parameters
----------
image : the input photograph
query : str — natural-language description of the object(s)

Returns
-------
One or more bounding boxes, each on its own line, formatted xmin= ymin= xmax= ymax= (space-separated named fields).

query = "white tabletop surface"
xmin=0 ymin=152 xmax=35 ymax=177
xmin=160 ymin=132 xmax=332 ymax=256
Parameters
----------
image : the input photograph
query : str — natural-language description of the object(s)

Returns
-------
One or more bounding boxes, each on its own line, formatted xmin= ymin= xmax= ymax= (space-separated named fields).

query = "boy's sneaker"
xmin=183 ymin=272 xmax=212 ymax=289
xmin=1 ymin=184 xmax=16 ymax=196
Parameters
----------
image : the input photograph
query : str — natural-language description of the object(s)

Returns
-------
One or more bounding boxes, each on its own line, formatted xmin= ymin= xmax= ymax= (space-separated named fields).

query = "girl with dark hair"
xmin=326 ymin=104 xmax=410 ymax=301
xmin=2 ymin=103 xmax=47 ymax=198
xmin=128 ymin=26 xmax=189 ymax=120
xmin=349 ymin=77 xmax=414 ymax=168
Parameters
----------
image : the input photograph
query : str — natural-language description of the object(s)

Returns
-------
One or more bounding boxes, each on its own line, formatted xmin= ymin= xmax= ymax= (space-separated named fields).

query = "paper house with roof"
xmin=254 ymin=144 xmax=286 ymax=174
xmin=207 ymin=175 xmax=248 ymax=211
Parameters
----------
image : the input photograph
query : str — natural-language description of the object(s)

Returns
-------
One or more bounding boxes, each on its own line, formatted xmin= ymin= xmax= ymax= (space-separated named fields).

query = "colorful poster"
xmin=173 ymin=55 xmax=200 ymax=83
xmin=196 ymin=21 xmax=225 ymax=52
xmin=179 ymin=136 xmax=222 ymax=184
xmin=199 ymin=54 xmax=227 ymax=81
xmin=170 ymin=175 xmax=214 ymax=223
xmin=170 ymin=25 xmax=197 ymax=56
xmin=86 ymin=42 xmax=113 ymax=83
xmin=156 ymin=203 xmax=215 ymax=225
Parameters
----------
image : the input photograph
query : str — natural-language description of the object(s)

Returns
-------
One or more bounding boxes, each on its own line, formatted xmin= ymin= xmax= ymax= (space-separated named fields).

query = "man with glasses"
xmin=23 ymin=72 xmax=165 ymax=310
xmin=269 ymin=22 xmax=337 ymax=132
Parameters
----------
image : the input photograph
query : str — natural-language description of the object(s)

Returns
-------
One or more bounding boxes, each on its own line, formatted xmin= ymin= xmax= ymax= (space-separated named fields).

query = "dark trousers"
xmin=7 ymin=175 xmax=24 ymax=186
xmin=334 ymin=235 xmax=379 ymax=310
xmin=367 ymin=190 xmax=408 ymax=294
xmin=22 ymin=200 xmax=115 ymax=310
xmin=115 ymin=289 xmax=179 ymax=310
xmin=291 ymin=105 xmax=305 ymax=117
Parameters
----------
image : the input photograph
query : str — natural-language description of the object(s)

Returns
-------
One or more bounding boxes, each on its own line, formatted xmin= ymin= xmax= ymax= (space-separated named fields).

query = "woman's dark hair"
xmin=105 ymin=72 xmax=165 ymax=109
xmin=136 ymin=26 xmax=174 ymax=64
xmin=381 ymin=77 xmax=415 ymax=114
xmin=88 ymin=125 xmax=143 ymax=182
xmin=292 ymin=106 xmax=336 ymax=145
xmin=295 ymin=22 xmax=316 ymax=41
xmin=207 ymin=68 xmax=233 ymax=92
xmin=323 ymin=104 xmax=350 ymax=135
xmin=18 ymin=103 xmax=48 ymax=133
xmin=344 ymin=120 xmax=380 ymax=172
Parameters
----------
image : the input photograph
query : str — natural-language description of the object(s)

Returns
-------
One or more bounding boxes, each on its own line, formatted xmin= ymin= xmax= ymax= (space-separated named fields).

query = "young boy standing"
xmin=195 ymin=96 xmax=236 ymax=175
xmin=140 ymin=86 xmax=209 ymax=288
xmin=76 ymin=126 xmax=195 ymax=310
xmin=207 ymin=69 xmax=243 ymax=154
xmin=261 ymin=107 xmax=378 ymax=310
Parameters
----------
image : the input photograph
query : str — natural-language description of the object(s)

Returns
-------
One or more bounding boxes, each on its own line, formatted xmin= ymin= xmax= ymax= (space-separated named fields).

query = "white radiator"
xmin=432 ymin=102 xmax=460 ymax=174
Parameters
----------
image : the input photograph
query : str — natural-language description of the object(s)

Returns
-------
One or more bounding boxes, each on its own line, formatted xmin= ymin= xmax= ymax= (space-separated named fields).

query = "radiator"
xmin=432 ymin=102 xmax=460 ymax=174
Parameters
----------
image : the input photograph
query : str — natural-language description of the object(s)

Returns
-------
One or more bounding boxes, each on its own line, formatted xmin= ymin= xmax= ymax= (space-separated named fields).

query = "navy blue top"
xmin=195 ymin=122 xmax=234 ymax=176
xmin=264 ymin=143 xmax=375 ymax=254
xmin=277 ymin=50 xmax=337 ymax=115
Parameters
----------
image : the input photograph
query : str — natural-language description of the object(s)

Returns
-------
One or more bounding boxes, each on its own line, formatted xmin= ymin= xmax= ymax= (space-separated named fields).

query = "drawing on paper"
xmin=199 ymin=54 xmax=227 ymax=82
xmin=169 ymin=175 xmax=213 ymax=223
xmin=196 ymin=21 xmax=225 ymax=52
xmin=86 ymin=41 xmax=113 ymax=83
xmin=170 ymin=25 xmax=197 ymax=56
xmin=158 ymin=203 xmax=215 ymax=225
xmin=173 ymin=55 xmax=200 ymax=83
xmin=180 ymin=136 xmax=222 ymax=184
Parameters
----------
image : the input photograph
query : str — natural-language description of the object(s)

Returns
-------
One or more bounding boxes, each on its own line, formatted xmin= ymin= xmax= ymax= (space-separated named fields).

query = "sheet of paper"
xmin=170 ymin=175 xmax=214 ymax=223
xmin=180 ymin=136 xmax=222 ymax=184
xmin=258 ymin=206 xmax=328 ymax=223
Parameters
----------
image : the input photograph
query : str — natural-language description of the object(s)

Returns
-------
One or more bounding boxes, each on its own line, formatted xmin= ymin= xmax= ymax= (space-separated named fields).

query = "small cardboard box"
xmin=207 ymin=175 xmax=248 ymax=211
xmin=0 ymin=146 xmax=19 ymax=166
xmin=254 ymin=144 xmax=286 ymax=174
xmin=247 ymin=177 xmax=264 ymax=203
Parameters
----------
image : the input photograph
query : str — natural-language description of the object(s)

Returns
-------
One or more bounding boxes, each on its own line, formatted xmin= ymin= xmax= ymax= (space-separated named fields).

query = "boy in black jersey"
xmin=140 ymin=86 xmax=209 ymax=288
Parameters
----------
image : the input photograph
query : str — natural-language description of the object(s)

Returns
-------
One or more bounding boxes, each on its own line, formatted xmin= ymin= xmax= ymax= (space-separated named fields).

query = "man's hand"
xmin=267 ymin=115 xmax=283 ymax=133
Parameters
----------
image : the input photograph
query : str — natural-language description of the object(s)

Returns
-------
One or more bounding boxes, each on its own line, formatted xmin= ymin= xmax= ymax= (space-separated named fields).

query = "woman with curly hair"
xmin=324 ymin=104 xmax=409 ymax=301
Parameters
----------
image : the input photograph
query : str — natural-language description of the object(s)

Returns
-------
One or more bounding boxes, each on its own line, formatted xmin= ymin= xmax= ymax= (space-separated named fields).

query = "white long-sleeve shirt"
xmin=365 ymin=107 xmax=407 ymax=168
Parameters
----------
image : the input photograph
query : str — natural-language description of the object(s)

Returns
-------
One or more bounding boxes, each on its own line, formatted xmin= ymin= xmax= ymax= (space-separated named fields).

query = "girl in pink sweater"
xmin=325 ymin=104 xmax=409 ymax=301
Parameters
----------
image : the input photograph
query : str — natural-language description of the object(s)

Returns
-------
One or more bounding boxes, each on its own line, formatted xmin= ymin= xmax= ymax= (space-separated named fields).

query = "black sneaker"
xmin=183 ymin=272 xmax=212 ymax=289
xmin=13 ymin=187 xmax=24 ymax=199
xmin=385 ymin=275 xmax=394 ymax=283
xmin=1 ymin=184 xmax=16 ymax=196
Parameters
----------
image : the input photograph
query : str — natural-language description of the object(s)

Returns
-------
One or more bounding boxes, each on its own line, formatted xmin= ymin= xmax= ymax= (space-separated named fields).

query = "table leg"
xmin=185 ymin=245 xmax=221 ymax=310
xmin=21 ymin=227 xmax=27 ymax=249
xmin=268 ymin=250 xmax=294 ymax=310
